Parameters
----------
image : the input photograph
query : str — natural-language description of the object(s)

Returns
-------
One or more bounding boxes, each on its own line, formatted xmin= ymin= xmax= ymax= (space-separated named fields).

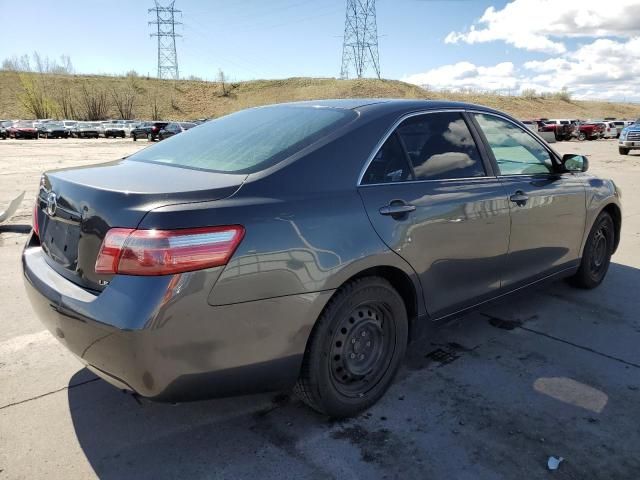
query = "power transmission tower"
xmin=149 ymin=0 xmax=182 ymax=80
xmin=340 ymin=0 xmax=381 ymax=79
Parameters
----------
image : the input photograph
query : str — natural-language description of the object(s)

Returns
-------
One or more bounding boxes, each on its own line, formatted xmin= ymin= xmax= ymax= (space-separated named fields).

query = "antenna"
xmin=340 ymin=0 xmax=381 ymax=79
xmin=149 ymin=0 xmax=182 ymax=80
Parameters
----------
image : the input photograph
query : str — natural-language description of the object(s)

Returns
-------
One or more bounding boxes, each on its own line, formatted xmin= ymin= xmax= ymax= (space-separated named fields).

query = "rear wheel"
xmin=295 ymin=276 xmax=408 ymax=418
xmin=570 ymin=212 xmax=614 ymax=289
xmin=619 ymin=147 xmax=629 ymax=155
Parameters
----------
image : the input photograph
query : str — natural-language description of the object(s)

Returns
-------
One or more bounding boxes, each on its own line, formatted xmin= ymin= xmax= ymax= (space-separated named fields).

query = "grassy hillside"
xmin=1 ymin=70 xmax=639 ymax=121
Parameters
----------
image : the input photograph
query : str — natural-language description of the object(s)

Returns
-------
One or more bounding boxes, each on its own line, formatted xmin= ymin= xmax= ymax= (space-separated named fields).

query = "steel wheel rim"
xmin=328 ymin=303 xmax=395 ymax=397
xmin=589 ymin=225 xmax=609 ymax=277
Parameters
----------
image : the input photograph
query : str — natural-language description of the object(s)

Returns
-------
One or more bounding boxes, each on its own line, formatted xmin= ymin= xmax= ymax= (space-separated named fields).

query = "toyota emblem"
xmin=46 ymin=192 xmax=57 ymax=217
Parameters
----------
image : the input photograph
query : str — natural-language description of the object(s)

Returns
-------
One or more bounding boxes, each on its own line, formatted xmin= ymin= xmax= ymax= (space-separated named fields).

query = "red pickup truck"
xmin=577 ymin=122 xmax=605 ymax=140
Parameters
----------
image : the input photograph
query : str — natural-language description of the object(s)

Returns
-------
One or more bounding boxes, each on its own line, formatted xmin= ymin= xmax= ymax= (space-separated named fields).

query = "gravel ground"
xmin=1 ymin=137 xmax=639 ymax=479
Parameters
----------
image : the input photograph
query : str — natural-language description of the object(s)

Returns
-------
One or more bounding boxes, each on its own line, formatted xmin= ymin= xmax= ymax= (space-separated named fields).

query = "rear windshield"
xmin=128 ymin=105 xmax=357 ymax=173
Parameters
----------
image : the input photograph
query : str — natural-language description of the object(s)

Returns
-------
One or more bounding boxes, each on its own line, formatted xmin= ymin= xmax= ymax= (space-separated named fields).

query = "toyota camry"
xmin=23 ymin=99 xmax=622 ymax=417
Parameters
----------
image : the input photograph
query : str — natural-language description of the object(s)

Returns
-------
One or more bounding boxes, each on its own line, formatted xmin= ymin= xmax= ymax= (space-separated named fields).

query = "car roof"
xmin=267 ymin=99 xmax=506 ymax=119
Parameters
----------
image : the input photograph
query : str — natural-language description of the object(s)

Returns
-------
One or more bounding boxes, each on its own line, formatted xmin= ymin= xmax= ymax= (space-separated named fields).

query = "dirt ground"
xmin=1 ymin=137 xmax=639 ymax=479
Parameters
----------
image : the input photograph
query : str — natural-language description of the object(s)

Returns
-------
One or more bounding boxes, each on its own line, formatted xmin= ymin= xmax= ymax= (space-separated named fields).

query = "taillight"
xmin=152 ymin=126 xmax=158 ymax=131
xmin=33 ymin=203 xmax=39 ymax=237
xmin=95 ymin=225 xmax=244 ymax=276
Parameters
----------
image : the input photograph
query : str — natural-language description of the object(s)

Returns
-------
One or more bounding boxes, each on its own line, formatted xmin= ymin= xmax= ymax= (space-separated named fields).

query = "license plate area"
xmin=42 ymin=217 xmax=80 ymax=269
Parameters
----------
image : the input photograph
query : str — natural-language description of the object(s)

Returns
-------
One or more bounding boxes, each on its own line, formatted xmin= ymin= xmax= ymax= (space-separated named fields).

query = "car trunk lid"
xmin=36 ymin=159 xmax=246 ymax=291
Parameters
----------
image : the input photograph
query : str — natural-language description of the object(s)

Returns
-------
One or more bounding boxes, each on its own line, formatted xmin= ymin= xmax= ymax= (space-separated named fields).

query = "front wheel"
xmin=294 ymin=277 xmax=408 ymax=418
xmin=578 ymin=132 xmax=586 ymax=141
xmin=619 ymin=147 xmax=629 ymax=155
xmin=570 ymin=212 xmax=614 ymax=289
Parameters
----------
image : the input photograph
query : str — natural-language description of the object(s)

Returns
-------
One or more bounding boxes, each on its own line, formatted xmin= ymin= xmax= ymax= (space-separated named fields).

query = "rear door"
xmin=470 ymin=112 xmax=586 ymax=288
xmin=358 ymin=111 xmax=511 ymax=318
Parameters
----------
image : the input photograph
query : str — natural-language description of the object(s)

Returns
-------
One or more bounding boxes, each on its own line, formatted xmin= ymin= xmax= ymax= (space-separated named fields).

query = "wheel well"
xmin=602 ymin=203 xmax=621 ymax=253
xmin=349 ymin=266 xmax=419 ymax=340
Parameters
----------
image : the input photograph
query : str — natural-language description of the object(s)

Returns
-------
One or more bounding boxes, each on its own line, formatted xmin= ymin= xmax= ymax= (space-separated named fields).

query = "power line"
xmin=340 ymin=0 xmax=381 ymax=79
xmin=149 ymin=0 xmax=182 ymax=80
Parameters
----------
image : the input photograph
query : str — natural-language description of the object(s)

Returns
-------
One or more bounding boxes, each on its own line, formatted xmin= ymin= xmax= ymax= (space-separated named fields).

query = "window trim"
xmin=466 ymin=110 xmax=563 ymax=177
xmin=357 ymin=109 xmax=496 ymax=187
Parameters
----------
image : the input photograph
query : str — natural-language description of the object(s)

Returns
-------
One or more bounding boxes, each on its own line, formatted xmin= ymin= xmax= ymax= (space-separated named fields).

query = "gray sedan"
xmin=23 ymin=99 xmax=621 ymax=418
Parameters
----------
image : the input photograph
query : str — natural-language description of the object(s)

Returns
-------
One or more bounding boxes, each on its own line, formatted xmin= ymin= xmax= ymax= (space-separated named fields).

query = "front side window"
xmin=474 ymin=113 xmax=554 ymax=175
xmin=396 ymin=112 xmax=486 ymax=180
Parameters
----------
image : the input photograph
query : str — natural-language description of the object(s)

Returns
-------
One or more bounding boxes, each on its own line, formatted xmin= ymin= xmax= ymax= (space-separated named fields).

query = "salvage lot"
xmin=1 ymin=138 xmax=640 ymax=479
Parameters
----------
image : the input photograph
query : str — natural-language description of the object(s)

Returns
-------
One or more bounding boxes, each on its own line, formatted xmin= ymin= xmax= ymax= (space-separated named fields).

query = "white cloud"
xmin=524 ymin=37 xmax=640 ymax=99
xmin=445 ymin=0 xmax=640 ymax=54
xmin=403 ymin=61 xmax=518 ymax=91
xmin=403 ymin=36 xmax=640 ymax=100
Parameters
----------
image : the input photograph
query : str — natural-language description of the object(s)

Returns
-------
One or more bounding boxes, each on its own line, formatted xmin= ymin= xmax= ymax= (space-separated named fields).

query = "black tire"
xmin=294 ymin=276 xmax=408 ymax=418
xmin=570 ymin=212 xmax=614 ymax=289
xmin=578 ymin=132 xmax=586 ymax=141
xmin=132 ymin=133 xmax=137 ymax=141
xmin=619 ymin=147 xmax=629 ymax=156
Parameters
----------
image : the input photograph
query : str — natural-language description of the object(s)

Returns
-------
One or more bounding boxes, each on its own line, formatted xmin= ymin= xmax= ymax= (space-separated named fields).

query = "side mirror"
xmin=562 ymin=154 xmax=589 ymax=173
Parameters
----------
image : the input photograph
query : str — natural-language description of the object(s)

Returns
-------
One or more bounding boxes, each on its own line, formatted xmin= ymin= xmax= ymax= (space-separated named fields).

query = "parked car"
xmin=73 ymin=122 xmax=101 ymax=138
xmin=42 ymin=122 xmax=69 ymax=139
xmin=62 ymin=121 xmax=78 ymax=133
xmin=603 ymin=122 xmax=618 ymax=139
xmin=104 ymin=123 xmax=126 ymax=138
xmin=122 ymin=121 xmax=140 ymax=137
xmin=576 ymin=122 xmax=605 ymax=140
xmin=618 ymin=120 xmax=640 ymax=155
xmin=24 ymin=100 xmax=622 ymax=418
xmin=158 ymin=122 xmax=197 ymax=140
xmin=0 ymin=120 xmax=10 ymax=140
xmin=543 ymin=119 xmax=575 ymax=141
xmin=7 ymin=121 xmax=39 ymax=139
xmin=34 ymin=122 xmax=49 ymax=137
xmin=131 ymin=121 xmax=169 ymax=141
xmin=612 ymin=120 xmax=633 ymax=138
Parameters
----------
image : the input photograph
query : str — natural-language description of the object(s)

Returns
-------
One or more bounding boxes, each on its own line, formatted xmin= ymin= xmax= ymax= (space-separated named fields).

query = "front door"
xmin=471 ymin=113 xmax=587 ymax=287
xmin=358 ymin=111 xmax=511 ymax=318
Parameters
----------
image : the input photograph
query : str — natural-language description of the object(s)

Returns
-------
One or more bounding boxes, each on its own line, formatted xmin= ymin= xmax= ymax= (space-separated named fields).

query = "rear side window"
xmin=129 ymin=106 xmax=357 ymax=173
xmin=361 ymin=133 xmax=413 ymax=185
xmin=396 ymin=112 xmax=485 ymax=181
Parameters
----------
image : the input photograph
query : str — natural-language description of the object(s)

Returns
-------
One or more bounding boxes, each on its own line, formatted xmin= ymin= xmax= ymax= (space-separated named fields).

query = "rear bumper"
xmin=23 ymin=244 xmax=331 ymax=401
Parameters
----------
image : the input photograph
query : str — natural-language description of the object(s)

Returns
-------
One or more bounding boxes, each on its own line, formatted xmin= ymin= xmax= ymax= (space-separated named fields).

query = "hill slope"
xmin=1 ymin=71 xmax=638 ymax=121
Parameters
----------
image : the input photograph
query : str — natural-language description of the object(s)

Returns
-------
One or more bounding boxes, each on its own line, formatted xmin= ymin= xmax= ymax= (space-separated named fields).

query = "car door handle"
xmin=379 ymin=202 xmax=416 ymax=217
xmin=509 ymin=191 xmax=529 ymax=206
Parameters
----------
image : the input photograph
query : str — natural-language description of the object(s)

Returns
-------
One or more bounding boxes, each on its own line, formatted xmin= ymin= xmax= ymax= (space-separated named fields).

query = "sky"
xmin=1 ymin=0 xmax=639 ymax=101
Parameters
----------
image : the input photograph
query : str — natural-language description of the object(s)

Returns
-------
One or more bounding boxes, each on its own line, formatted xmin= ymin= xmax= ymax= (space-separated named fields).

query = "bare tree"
xmin=18 ymin=74 xmax=54 ymax=118
xmin=111 ymin=80 xmax=138 ymax=119
xmin=148 ymin=91 xmax=161 ymax=120
xmin=2 ymin=54 xmax=31 ymax=72
xmin=218 ymin=68 xmax=228 ymax=97
xmin=79 ymin=82 xmax=108 ymax=120
xmin=2 ymin=52 xmax=73 ymax=74
xmin=54 ymin=82 xmax=77 ymax=119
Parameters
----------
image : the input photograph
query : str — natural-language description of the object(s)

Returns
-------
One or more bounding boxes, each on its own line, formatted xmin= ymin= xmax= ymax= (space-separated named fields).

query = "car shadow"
xmin=67 ymin=262 xmax=640 ymax=479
